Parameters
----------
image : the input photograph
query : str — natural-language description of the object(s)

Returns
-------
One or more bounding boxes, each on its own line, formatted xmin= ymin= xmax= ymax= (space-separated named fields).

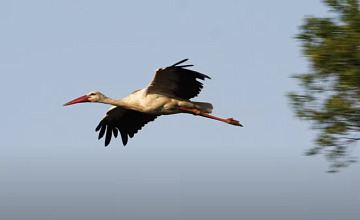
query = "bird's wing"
xmin=95 ymin=106 xmax=158 ymax=146
xmin=145 ymin=59 xmax=211 ymax=100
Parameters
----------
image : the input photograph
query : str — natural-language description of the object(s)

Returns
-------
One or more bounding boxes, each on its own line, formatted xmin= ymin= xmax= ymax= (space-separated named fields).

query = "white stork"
xmin=63 ymin=59 xmax=242 ymax=146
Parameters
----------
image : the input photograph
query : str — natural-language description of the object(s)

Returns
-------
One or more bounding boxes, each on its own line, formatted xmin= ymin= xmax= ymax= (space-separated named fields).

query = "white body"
xmin=119 ymin=89 xmax=213 ymax=115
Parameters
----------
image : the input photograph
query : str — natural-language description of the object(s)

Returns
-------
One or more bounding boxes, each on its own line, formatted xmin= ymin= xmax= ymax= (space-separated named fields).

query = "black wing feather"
xmin=120 ymin=130 xmax=128 ymax=146
xmin=95 ymin=106 xmax=158 ymax=146
xmin=147 ymin=59 xmax=210 ymax=100
xmin=98 ymin=124 xmax=106 ymax=139
xmin=171 ymin=58 xmax=189 ymax=67
xmin=105 ymin=125 xmax=113 ymax=146
xmin=172 ymin=67 xmax=210 ymax=100
xmin=112 ymin=128 xmax=118 ymax=138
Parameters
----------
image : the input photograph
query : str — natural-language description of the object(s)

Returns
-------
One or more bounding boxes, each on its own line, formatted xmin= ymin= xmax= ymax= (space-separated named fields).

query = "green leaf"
xmin=288 ymin=0 xmax=360 ymax=172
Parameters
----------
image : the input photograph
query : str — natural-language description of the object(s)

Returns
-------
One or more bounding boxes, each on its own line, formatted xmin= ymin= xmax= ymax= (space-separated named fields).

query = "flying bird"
xmin=63 ymin=59 xmax=242 ymax=146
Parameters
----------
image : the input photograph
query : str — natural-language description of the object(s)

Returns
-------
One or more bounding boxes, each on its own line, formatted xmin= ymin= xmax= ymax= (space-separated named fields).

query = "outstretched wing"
xmin=145 ymin=59 xmax=211 ymax=100
xmin=95 ymin=106 xmax=158 ymax=146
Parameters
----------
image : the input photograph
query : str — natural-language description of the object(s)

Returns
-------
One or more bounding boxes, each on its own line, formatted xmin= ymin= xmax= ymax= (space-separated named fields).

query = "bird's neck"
xmin=100 ymin=96 xmax=126 ymax=107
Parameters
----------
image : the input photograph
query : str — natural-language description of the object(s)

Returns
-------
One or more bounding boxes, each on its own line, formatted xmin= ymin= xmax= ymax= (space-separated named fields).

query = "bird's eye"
xmin=90 ymin=93 xmax=95 ymax=96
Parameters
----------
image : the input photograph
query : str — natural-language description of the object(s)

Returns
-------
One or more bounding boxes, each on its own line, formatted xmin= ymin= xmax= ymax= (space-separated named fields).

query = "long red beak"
xmin=63 ymin=95 xmax=90 ymax=106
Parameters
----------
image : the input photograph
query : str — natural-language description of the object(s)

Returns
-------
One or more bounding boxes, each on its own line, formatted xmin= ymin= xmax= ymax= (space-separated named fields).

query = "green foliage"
xmin=288 ymin=0 xmax=360 ymax=172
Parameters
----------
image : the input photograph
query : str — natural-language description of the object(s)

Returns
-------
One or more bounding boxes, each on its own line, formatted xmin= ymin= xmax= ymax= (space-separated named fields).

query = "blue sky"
xmin=1 ymin=0 xmax=359 ymax=219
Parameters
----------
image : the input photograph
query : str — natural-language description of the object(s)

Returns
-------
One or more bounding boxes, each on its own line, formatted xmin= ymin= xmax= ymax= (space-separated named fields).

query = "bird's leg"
xmin=178 ymin=107 xmax=243 ymax=127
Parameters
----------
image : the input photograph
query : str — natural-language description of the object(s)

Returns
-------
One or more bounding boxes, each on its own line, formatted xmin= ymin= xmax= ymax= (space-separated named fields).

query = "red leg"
xmin=179 ymin=107 xmax=243 ymax=127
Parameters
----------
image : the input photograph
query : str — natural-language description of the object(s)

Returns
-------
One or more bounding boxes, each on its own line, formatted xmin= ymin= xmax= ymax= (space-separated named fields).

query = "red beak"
xmin=63 ymin=95 xmax=90 ymax=106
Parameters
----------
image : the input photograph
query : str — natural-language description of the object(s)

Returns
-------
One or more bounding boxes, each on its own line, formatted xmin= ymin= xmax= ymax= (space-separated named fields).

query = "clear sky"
xmin=1 ymin=0 xmax=359 ymax=220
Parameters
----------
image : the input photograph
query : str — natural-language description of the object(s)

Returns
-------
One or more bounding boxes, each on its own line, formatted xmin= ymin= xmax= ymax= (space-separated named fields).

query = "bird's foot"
xmin=224 ymin=118 xmax=243 ymax=127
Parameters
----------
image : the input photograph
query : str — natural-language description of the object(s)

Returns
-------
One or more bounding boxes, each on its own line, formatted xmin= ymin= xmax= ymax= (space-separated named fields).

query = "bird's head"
xmin=63 ymin=91 xmax=106 ymax=106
